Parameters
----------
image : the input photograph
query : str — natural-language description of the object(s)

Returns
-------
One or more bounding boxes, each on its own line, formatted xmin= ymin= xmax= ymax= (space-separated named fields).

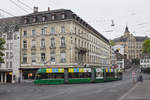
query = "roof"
xmin=135 ymin=36 xmax=148 ymax=41
xmin=113 ymin=36 xmax=148 ymax=42
xmin=0 ymin=16 xmax=21 ymax=33
xmin=113 ymin=36 xmax=127 ymax=42
xmin=21 ymin=9 xmax=109 ymax=44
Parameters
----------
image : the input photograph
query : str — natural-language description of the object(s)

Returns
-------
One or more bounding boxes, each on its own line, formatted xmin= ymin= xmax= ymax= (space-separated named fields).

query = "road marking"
xmin=117 ymin=83 xmax=138 ymax=100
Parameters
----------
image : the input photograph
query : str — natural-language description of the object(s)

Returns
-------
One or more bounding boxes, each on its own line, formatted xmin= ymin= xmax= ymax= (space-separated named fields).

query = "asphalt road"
xmin=0 ymin=66 xmax=148 ymax=100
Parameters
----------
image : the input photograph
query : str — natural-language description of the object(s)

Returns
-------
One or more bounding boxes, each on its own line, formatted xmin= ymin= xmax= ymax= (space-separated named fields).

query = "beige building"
xmin=113 ymin=26 xmax=148 ymax=60
xmin=19 ymin=7 xmax=111 ymax=79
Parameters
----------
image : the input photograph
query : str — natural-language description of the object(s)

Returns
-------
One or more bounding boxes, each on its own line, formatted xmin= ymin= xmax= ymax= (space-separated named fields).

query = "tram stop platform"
xmin=118 ymin=80 xmax=150 ymax=100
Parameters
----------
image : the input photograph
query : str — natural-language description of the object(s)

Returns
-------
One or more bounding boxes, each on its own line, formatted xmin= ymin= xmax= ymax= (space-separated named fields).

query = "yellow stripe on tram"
xmin=46 ymin=68 xmax=52 ymax=73
xmin=69 ymin=68 xmax=74 ymax=72
xmin=58 ymin=68 xmax=64 ymax=73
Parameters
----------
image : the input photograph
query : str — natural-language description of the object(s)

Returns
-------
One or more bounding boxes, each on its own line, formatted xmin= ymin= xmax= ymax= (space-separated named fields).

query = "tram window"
xmin=69 ymin=72 xmax=91 ymax=78
xmin=106 ymin=72 xmax=115 ymax=78
xmin=48 ymin=73 xmax=64 ymax=79
xmin=36 ymin=73 xmax=64 ymax=79
xmin=37 ymin=73 xmax=48 ymax=79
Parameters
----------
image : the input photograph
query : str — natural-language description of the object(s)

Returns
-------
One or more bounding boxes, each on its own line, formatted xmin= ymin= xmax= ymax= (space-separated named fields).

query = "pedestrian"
xmin=132 ymin=71 xmax=136 ymax=84
xmin=139 ymin=75 xmax=143 ymax=82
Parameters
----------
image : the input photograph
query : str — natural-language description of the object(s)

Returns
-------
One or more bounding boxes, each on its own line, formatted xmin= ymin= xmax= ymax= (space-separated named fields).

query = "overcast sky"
xmin=1 ymin=0 xmax=150 ymax=39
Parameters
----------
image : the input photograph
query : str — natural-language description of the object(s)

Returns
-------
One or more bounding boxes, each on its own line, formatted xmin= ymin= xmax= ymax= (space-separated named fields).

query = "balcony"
xmin=40 ymin=46 xmax=46 ymax=50
xmin=22 ymin=48 xmax=27 ymax=51
xmin=50 ymin=46 xmax=56 ymax=49
xmin=31 ymin=46 xmax=36 ymax=50
xmin=60 ymin=45 xmax=66 ymax=48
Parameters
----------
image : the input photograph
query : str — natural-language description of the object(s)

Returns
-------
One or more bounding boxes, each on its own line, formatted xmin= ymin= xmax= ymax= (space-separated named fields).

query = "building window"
xmin=50 ymin=51 xmax=55 ymax=63
xmin=60 ymin=51 xmax=66 ymax=63
xmin=61 ymin=14 xmax=65 ymax=19
xmin=10 ymin=61 xmax=12 ymax=68
xmin=41 ymin=39 xmax=45 ymax=48
xmin=61 ymin=37 xmax=65 ymax=47
xmin=23 ymin=40 xmax=27 ymax=49
xmin=75 ymin=38 xmax=77 ymax=46
xmin=51 ymin=38 xmax=55 ymax=48
xmin=6 ymin=52 xmax=9 ymax=59
xmin=42 ymin=16 xmax=46 ymax=22
xmin=32 ymin=30 xmax=36 ymax=36
xmin=10 ymin=52 xmax=13 ymax=59
xmin=10 ymin=43 xmax=13 ymax=49
xmin=14 ymin=34 xmax=17 ymax=40
xmin=41 ymin=53 xmax=45 ymax=63
xmin=32 ymin=39 xmax=36 ymax=48
xmin=6 ymin=61 xmax=9 ymax=68
xmin=23 ymin=54 xmax=27 ymax=64
xmin=61 ymin=26 xmax=65 ymax=33
xmin=23 ymin=31 xmax=27 ymax=37
xmin=32 ymin=17 xmax=37 ymax=23
xmin=6 ymin=43 xmax=9 ymax=50
xmin=52 ymin=15 xmax=55 ymax=20
xmin=50 ymin=27 xmax=55 ymax=34
xmin=41 ymin=28 xmax=46 ymax=35
xmin=24 ymin=18 xmax=28 ymax=24
xmin=32 ymin=53 xmax=36 ymax=64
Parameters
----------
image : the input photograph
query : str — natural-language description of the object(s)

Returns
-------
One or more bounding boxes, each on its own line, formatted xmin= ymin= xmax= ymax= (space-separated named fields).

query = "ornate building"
xmin=113 ymin=26 xmax=148 ymax=60
xmin=19 ymin=7 xmax=111 ymax=80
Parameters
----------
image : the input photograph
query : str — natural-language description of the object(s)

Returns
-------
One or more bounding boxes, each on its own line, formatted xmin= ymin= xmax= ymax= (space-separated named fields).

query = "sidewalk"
xmin=118 ymin=80 xmax=150 ymax=100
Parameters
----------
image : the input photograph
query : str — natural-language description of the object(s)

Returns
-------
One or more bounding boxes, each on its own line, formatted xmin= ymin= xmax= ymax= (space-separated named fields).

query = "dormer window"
xmin=24 ymin=18 xmax=28 ymax=24
xmin=61 ymin=14 xmax=65 ymax=19
xmin=42 ymin=16 xmax=46 ymax=22
xmin=52 ymin=15 xmax=55 ymax=20
xmin=32 ymin=17 xmax=37 ymax=23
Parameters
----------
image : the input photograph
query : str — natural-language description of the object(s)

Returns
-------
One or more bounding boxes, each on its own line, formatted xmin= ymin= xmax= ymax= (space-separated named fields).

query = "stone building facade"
xmin=19 ymin=8 xmax=111 ymax=80
xmin=0 ymin=17 xmax=20 ymax=83
xmin=113 ymin=26 xmax=148 ymax=60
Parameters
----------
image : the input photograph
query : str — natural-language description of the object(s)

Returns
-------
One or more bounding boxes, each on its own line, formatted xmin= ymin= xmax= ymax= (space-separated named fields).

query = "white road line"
xmin=117 ymin=83 xmax=138 ymax=100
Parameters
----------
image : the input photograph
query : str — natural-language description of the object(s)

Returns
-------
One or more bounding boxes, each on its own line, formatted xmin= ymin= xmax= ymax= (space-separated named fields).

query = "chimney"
xmin=48 ymin=7 xmax=50 ymax=11
xmin=33 ymin=7 xmax=38 ymax=13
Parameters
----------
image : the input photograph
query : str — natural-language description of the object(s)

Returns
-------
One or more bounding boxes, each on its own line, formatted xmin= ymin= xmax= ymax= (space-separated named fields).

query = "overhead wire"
xmin=9 ymin=0 xmax=29 ymax=13
xmin=16 ymin=0 xmax=33 ymax=10
xmin=0 ymin=9 xmax=15 ymax=17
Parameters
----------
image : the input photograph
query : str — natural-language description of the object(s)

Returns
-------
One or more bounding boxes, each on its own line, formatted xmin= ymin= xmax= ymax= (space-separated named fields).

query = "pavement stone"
xmin=118 ymin=80 xmax=150 ymax=100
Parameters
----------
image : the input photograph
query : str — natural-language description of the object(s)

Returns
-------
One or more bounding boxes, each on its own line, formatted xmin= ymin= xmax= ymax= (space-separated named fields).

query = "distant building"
xmin=113 ymin=26 xmax=148 ymax=60
xmin=115 ymin=51 xmax=124 ymax=69
xmin=111 ymin=49 xmax=117 ymax=66
xmin=0 ymin=17 xmax=21 ymax=83
xmin=140 ymin=53 xmax=150 ymax=73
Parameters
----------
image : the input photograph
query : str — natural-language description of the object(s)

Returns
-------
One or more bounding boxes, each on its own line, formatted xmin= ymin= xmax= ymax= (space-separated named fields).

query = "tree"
xmin=110 ymin=40 xmax=115 ymax=46
xmin=0 ymin=38 xmax=5 ymax=63
xmin=132 ymin=58 xmax=140 ymax=65
xmin=143 ymin=38 xmax=150 ymax=53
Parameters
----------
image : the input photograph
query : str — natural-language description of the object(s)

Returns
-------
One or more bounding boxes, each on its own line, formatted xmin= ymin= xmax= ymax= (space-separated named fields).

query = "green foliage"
xmin=110 ymin=40 xmax=115 ymax=46
xmin=132 ymin=59 xmax=140 ymax=65
xmin=0 ymin=38 xmax=5 ymax=63
xmin=143 ymin=38 xmax=150 ymax=53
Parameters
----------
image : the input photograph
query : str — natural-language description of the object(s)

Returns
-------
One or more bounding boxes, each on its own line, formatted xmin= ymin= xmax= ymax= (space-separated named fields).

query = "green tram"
xmin=34 ymin=67 xmax=123 ymax=85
